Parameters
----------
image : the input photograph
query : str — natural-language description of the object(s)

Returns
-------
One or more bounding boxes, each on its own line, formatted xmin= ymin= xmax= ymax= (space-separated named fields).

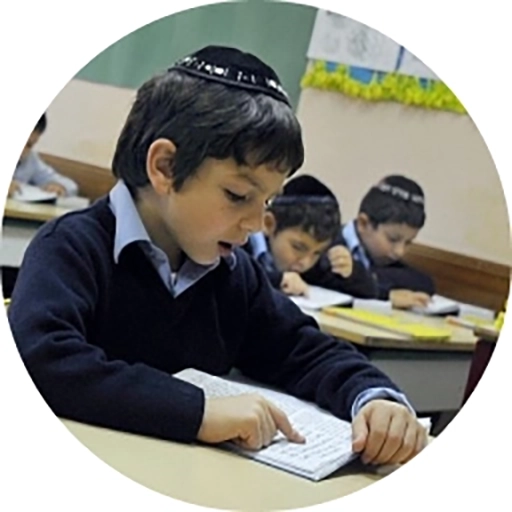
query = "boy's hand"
xmin=42 ymin=182 xmax=67 ymax=196
xmin=327 ymin=245 xmax=353 ymax=278
xmin=352 ymin=399 xmax=427 ymax=466
xmin=280 ymin=272 xmax=309 ymax=296
xmin=8 ymin=180 xmax=21 ymax=197
xmin=390 ymin=289 xmax=430 ymax=309
xmin=197 ymin=394 xmax=305 ymax=450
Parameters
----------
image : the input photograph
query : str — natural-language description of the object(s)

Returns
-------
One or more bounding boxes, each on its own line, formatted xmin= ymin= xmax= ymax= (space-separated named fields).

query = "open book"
xmin=411 ymin=295 xmax=460 ymax=316
xmin=289 ymin=285 xmax=353 ymax=310
xmin=174 ymin=368 xmax=431 ymax=481
xmin=12 ymin=183 xmax=58 ymax=203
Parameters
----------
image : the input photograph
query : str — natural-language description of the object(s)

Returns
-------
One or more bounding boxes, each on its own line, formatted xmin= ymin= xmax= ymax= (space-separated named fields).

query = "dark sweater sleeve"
xmin=234 ymin=255 xmax=406 ymax=422
xmin=301 ymin=254 xmax=378 ymax=299
xmin=373 ymin=262 xmax=436 ymax=299
xmin=7 ymin=222 xmax=205 ymax=443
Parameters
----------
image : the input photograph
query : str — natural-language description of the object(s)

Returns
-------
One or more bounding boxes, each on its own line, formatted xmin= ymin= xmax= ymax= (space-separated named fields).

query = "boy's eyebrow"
xmin=239 ymin=173 xmax=283 ymax=198
xmin=238 ymin=173 xmax=263 ymax=191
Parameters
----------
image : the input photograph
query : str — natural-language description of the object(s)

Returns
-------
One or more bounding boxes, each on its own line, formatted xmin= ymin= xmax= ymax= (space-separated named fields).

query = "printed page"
xmin=174 ymin=369 xmax=353 ymax=479
xmin=290 ymin=285 xmax=353 ymax=311
xmin=175 ymin=369 xmax=306 ymax=416
xmin=234 ymin=407 xmax=355 ymax=481
xmin=12 ymin=183 xmax=57 ymax=203
xmin=412 ymin=294 xmax=459 ymax=316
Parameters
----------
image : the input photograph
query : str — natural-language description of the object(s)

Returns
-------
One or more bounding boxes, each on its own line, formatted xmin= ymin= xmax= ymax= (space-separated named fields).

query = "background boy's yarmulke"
xmin=283 ymin=174 xmax=337 ymax=201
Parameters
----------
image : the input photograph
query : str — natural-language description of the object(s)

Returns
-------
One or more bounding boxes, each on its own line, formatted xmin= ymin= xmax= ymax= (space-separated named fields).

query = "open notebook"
xmin=174 ymin=368 xmax=431 ymax=481
xmin=12 ymin=183 xmax=58 ymax=203
xmin=289 ymin=285 xmax=353 ymax=310
xmin=411 ymin=295 xmax=460 ymax=316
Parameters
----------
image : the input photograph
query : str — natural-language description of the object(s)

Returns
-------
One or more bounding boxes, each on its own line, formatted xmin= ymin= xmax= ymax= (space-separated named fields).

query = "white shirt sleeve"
xmin=24 ymin=152 xmax=79 ymax=196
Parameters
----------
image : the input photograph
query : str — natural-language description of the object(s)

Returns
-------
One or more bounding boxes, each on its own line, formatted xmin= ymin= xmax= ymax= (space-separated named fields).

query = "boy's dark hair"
xmin=34 ymin=113 xmax=47 ymax=134
xmin=112 ymin=46 xmax=304 ymax=196
xmin=268 ymin=175 xmax=341 ymax=243
xmin=359 ymin=175 xmax=426 ymax=228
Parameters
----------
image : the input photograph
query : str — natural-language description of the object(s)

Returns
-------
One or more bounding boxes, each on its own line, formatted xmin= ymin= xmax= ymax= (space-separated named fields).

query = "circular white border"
xmin=1 ymin=1 xmax=510 ymax=510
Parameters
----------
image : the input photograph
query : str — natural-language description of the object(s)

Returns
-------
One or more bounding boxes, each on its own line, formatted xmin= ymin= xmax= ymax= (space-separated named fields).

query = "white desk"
xmin=63 ymin=419 xmax=388 ymax=510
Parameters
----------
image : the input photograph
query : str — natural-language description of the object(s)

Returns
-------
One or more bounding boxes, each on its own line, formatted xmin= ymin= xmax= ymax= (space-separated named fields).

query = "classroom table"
xmin=62 ymin=418 xmax=403 ymax=510
xmin=1 ymin=199 xmax=76 ymax=267
xmin=3 ymin=198 xmax=74 ymax=222
xmin=304 ymin=308 xmax=477 ymax=417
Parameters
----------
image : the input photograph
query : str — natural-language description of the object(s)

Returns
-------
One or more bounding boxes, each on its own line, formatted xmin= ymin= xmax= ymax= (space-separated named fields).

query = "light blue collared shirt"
xmin=342 ymin=220 xmax=371 ymax=270
xmin=108 ymin=180 xmax=236 ymax=297
xmin=14 ymin=150 xmax=78 ymax=196
xmin=248 ymin=231 xmax=269 ymax=260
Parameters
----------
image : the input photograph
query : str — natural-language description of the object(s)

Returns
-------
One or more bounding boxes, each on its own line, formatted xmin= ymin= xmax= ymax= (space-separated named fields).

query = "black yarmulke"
xmin=170 ymin=45 xmax=290 ymax=105
xmin=273 ymin=175 xmax=339 ymax=206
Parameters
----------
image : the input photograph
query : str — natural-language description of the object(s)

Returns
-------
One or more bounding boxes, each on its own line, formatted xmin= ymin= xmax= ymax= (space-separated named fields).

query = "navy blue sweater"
xmin=8 ymin=197 xmax=403 ymax=443
xmin=242 ymin=237 xmax=377 ymax=299
xmin=307 ymin=231 xmax=435 ymax=300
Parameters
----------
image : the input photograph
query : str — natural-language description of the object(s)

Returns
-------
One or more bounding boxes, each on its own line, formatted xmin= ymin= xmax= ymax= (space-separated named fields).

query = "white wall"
xmin=296 ymin=88 xmax=511 ymax=265
xmin=38 ymin=78 xmax=511 ymax=265
xmin=38 ymin=79 xmax=135 ymax=168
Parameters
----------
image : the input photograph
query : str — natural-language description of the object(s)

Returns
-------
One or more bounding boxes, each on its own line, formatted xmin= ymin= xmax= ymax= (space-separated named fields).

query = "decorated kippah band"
xmin=376 ymin=183 xmax=424 ymax=205
xmin=170 ymin=55 xmax=290 ymax=105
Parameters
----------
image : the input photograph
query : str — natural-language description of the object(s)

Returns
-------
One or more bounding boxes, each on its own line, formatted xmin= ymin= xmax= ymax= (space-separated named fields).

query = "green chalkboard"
xmin=75 ymin=1 xmax=317 ymax=109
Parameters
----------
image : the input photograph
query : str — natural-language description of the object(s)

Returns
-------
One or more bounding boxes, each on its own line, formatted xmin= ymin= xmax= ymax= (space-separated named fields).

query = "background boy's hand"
xmin=197 ymin=394 xmax=305 ymax=450
xmin=327 ymin=245 xmax=353 ymax=278
xmin=280 ymin=272 xmax=309 ymax=296
xmin=42 ymin=182 xmax=67 ymax=196
xmin=389 ymin=289 xmax=430 ymax=309
xmin=352 ymin=399 xmax=427 ymax=466
xmin=8 ymin=180 xmax=21 ymax=198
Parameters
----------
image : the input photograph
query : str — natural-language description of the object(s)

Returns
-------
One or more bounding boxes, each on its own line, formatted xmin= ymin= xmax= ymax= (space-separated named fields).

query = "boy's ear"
xmin=356 ymin=212 xmax=372 ymax=231
xmin=263 ymin=212 xmax=277 ymax=236
xmin=146 ymin=138 xmax=177 ymax=195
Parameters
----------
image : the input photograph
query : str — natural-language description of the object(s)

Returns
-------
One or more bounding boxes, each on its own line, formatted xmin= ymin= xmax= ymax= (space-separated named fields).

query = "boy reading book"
xmin=8 ymin=113 xmax=78 ymax=198
xmin=8 ymin=46 xmax=426 ymax=466
xmin=325 ymin=175 xmax=435 ymax=309
xmin=244 ymin=174 xmax=376 ymax=298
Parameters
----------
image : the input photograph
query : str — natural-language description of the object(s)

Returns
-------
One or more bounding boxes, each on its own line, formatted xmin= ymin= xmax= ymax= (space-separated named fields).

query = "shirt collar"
xmin=342 ymin=220 xmax=360 ymax=255
xmin=249 ymin=231 xmax=270 ymax=259
xmin=342 ymin=220 xmax=371 ymax=269
xmin=109 ymin=180 xmax=154 ymax=263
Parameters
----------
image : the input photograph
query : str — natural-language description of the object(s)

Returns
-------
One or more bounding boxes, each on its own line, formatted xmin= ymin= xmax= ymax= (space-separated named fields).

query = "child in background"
xmin=245 ymin=174 xmax=375 ymax=297
xmin=8 ymin=113 xmax=78 ymax=198
xmin=8 ymin=46 xmax=426 ymax=465
xmin=337 ymin=175 xmax=435 ymax=309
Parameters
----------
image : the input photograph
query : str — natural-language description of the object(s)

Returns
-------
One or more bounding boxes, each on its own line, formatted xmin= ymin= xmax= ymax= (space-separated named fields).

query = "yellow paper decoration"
xmin=301 ymin=61 xmax=467 ymax=115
